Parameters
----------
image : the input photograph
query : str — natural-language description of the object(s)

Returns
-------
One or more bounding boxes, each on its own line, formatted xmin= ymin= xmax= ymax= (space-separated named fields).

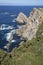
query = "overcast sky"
xmin=0 ymin=0 xmax=43 ymax=6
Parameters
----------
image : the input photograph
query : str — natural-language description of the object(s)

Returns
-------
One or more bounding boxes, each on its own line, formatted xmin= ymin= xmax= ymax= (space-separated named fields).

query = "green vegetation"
xmin=0 ymin=23 xmax=43 ymax=65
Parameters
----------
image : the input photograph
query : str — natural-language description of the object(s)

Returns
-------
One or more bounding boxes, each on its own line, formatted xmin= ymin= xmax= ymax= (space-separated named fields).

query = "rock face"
xmin=16 ymin=12 xmax=28 ymax=24
xmin=16 ymin=8 xmax=43 ymax=41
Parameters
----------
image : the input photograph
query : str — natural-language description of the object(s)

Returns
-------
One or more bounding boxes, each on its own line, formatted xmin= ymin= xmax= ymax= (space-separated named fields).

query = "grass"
xmin=0 ymin=23 xmax=43 ymax=65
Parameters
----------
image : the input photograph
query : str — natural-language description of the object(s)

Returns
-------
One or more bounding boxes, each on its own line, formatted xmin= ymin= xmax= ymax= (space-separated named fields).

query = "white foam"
xmin=6 ymin=33 xmax=12 ymax=41
xmin=4 ymin=12 xmax=9 ymax=15
xmin=12 ymin=19 xmax=16 ymax=22
xmin=0 ymin=28 xmax=5 ymax=30
xmin=11 ymin=40 xmax=16 ymax=42
xmin=8 ymin=26 xmax=14 ymax=29
xmin=0 ymin=25 xmax=14 ymax=30
xmin=1 ymin=12 xmax=9 ymax=15
xmin=4 ymin=46 xmax=7 ymax=49
xmin=10 ymin=15 xmax=16 ymax=17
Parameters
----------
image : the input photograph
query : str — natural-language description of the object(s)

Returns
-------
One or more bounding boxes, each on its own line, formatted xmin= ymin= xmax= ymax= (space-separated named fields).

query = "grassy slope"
xmin=0 ymin=23 xmax=43 ymax=65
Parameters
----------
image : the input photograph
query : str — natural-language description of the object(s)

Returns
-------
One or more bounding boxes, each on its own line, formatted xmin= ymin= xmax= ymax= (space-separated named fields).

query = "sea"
xmin=0 ymin=6 xmax=43 ymax=52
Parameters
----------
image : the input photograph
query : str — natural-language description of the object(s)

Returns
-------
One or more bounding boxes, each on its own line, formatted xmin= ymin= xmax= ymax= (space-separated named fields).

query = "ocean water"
xmin=0 ymin=6 xmax=43 ymax=52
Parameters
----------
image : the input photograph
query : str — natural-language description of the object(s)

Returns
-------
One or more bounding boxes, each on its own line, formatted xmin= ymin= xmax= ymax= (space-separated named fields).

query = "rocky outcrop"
xmin=28 ymin=8 xmax=43 ymax=24
xmin=16 ymin=8 xmax=43 ymax=41
xmin=16 ymin=12 xmax=28 ymax=24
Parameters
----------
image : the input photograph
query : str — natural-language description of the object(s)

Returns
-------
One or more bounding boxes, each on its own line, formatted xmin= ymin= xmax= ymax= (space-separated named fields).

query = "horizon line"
xmin=0 ymin=4 xmax=43 ymax=6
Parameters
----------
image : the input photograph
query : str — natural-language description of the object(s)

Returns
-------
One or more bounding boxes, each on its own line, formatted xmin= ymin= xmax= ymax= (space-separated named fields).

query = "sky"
xmin=0 ymin=0 xmax=43 ymax=6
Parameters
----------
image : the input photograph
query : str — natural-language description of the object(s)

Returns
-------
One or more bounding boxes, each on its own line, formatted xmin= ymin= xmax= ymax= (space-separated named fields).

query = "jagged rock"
xmin=16 ymin=8 xmax=43 ymax=41
xmin=29 ymin=8 xmax=43 ymax=24
xmin=16 ymin=12 xmax=28 ymax=24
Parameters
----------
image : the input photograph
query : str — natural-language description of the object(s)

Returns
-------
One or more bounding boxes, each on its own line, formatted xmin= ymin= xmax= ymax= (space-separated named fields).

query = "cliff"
xmin=16 ymin=8 xmax=43 ymax=41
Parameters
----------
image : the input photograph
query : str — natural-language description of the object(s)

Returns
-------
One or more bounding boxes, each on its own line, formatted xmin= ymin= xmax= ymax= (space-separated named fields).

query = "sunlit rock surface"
xmin=16 ymin=8 xmax=43 ymax=41
xmin=16 ymin=12 xmax=28 ymax=24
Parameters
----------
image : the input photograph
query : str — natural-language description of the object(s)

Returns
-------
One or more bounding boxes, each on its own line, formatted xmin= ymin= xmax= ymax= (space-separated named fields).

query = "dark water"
xmin=0 ymin=6 xmax=43 ymax=52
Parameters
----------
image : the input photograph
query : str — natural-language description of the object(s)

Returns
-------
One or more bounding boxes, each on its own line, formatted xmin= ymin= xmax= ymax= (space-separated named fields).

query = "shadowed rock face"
xmin=16 ymin=8 xmax=43 ymax=41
